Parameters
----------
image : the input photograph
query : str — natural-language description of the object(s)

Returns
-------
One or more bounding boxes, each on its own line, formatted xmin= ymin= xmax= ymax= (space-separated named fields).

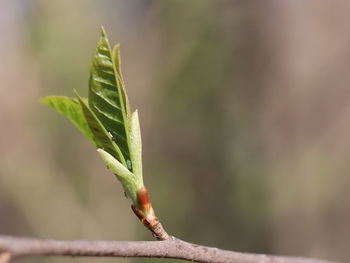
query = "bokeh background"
xmin=0 ymin=1 xmax=349 ymax=262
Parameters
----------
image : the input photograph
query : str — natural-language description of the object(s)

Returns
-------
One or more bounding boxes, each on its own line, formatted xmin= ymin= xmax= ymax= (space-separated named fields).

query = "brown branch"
xmin=0 ymin=235 xmax=337 ymax=263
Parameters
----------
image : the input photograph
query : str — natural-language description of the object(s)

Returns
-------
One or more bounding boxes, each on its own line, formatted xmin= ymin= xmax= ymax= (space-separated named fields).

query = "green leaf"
xmin=112 ymin=44 xmax=123 ymax=83
xmin=74 ymin=90 xmax=127 ymax=166
xmin=97 ymin=149 xmax=143 ymax=205
xmin=41 ymin=96 xmax=97 ymax=146
xmin=89 ymin=27 xmax=132 ymax=170
xmin=129 ymin=110 xmax=142 ymax=178
xmin=41 ymin=27 xmax=146 ymax=211
xmin=112 ymin=44 xmax=131 ymax=118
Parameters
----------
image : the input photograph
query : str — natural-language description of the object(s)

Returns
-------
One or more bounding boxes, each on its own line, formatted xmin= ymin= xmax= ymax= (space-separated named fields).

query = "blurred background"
xmin=0 ymin=1 xmax=349 ymax=262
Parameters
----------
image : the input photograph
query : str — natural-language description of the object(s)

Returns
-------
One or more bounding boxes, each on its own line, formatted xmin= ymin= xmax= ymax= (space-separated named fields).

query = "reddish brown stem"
xmin=132 ymin=187 xmax=169 ymax=240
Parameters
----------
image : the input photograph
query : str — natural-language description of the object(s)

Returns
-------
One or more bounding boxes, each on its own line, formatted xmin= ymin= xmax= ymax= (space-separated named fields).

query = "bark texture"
xmin=0 ymin=235 xmax=337 ymax=263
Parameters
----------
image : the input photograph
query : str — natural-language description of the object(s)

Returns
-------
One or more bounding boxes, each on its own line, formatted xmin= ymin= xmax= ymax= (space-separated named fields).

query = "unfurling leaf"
xmin=97 ymin=148 xmax=143 ymax=205
xmin=129 ymin=110 xmax=142 ymax=178
xmin=40 ymin=96 xmax=96 ymax=146
xmin=42 ymin=27 xmax=145 ymax=207
xmin=74 ymin=90 xmax=126 ymax=164
xmin=88 ymin=27 xmax=132 ymax=170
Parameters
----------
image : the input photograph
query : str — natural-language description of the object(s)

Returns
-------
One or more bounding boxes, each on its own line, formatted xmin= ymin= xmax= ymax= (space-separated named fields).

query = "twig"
xmin=131 ymin=187 xmax=170 ymax=240
xmin=0 ymin=235 xmax=337 ymax=263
